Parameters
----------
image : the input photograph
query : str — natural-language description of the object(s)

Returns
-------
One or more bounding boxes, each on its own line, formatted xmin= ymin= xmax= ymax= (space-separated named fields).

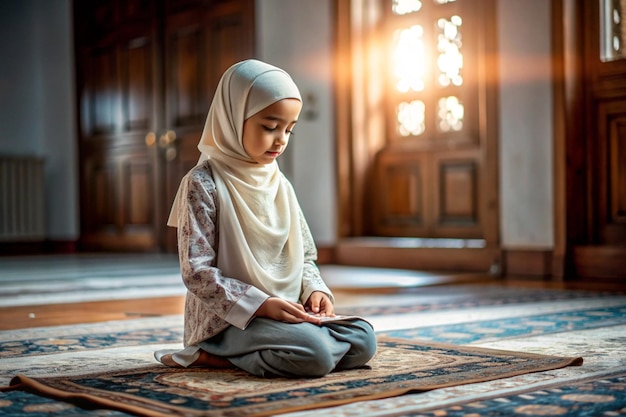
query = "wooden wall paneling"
xmin=554 ymin=0 xmax=626 ymax=280
xmin=610 ymin=114 xmax=626 ymax=231
xmin=551 ymin=0 xmax=586 ymax=278
xmin=503 ymin=248 xmax=552 ymax=277
xmin=596 ymin=99 xmax=626 ymax=244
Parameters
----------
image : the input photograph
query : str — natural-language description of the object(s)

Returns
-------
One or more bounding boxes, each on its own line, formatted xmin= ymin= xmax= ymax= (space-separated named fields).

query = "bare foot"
xmin=160 ymin=353 xmax=183 ymax=368
xmin=194 ymin=351 xmax=233 ymax=368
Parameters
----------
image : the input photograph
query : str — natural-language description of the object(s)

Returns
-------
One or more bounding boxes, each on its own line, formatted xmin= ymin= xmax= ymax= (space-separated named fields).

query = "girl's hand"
xmin=305 ymin=291 xmax=335 ymax=317
xmin=255 ymin=297 xmax=322 ymax=325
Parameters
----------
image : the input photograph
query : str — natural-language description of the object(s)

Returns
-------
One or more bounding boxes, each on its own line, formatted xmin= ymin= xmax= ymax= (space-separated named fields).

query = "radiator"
xmin=0 ymin=156 xmax=45 ymax=241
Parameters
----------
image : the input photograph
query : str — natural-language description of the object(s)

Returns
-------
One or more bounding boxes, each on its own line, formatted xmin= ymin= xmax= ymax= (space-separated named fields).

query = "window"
xmin=601 ymin=0 xmax=626 ymax=61
xmin=334 ymin=0 xmax=497 ymax=242
xmin=384 ymin=0 xmax=475 ymax=144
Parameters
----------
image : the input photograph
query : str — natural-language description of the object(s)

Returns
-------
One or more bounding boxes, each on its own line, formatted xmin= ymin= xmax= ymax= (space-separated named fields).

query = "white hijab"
xmin=168 ymin=59 xmax=305 ymax=301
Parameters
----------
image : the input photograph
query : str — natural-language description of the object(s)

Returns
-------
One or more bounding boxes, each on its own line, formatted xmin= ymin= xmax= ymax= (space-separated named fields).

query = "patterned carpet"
xmin=0 ymin=257 xmax=625 ymax=416
xmin=3 ymin=339 xmax=581 ymax=417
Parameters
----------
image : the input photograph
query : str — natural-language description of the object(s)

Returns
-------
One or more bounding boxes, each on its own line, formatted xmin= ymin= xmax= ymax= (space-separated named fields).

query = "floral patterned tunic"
xmin=176 ymin=161 xmax=333 ymax=347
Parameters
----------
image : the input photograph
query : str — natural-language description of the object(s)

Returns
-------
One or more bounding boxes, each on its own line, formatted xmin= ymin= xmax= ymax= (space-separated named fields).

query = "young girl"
xmin=155 ymin=59 xmax=377 ymax=378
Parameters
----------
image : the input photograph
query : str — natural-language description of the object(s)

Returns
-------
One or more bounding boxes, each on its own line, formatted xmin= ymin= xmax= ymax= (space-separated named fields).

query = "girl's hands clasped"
xmin=255 ymin=291 xmax=334 ymax=325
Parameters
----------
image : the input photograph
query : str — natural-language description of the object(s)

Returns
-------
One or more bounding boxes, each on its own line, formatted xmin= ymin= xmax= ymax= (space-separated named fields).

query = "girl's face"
xmin=242 ymin=98 xmax=302 ymax=164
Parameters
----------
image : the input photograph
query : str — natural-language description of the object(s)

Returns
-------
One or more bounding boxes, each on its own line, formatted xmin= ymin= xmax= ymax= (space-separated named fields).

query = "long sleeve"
xmin=298 ymin=209 xmax=334 ymax=305
xmin=177 ymin=163 xmax=269 ymax=346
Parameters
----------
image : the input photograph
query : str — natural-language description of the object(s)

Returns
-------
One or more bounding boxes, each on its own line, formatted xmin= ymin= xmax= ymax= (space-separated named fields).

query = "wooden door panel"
xmin=207 ymin=6 xmax=255 ymax=77
xmin=436 ymin=157 xmax=479 ymax=231
xmin=86 ymin=159 xmax=117 ymax=231
xmin=375 ymin=152 xmax=426 ymax=235
xmin=81 ymin=48 xmax=120 ymax=136
xmin=82 ymin=144 xmax=156 ymax=249
xmin=374 ymin=147 xmax=483 ymax=238
xmin=597 ymin=99 xmax=626 ymax=244
xmin=166 ymin=15 xmax=206 ymax=128
xmin=120 ymin=36 xmax=155 ymax=132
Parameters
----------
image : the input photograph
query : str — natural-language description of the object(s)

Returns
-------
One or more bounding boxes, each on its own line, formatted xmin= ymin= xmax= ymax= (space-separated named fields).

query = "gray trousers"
xmin=198 ymin=318 xmax=377 ymax=378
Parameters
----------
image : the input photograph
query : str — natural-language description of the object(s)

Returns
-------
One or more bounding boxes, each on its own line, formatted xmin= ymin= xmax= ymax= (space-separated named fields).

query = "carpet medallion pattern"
xmin=4 ymin=339 xmax=581 ymax=417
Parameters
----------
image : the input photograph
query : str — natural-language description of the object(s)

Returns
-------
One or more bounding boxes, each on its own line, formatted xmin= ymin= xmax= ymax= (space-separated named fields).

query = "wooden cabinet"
xmin=73 ymin=0 xmax=254 ymax=252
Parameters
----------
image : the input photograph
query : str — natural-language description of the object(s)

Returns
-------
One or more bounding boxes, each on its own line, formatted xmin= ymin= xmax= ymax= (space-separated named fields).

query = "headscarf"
xmin=167 ymin=59 xmax=305 ymax=301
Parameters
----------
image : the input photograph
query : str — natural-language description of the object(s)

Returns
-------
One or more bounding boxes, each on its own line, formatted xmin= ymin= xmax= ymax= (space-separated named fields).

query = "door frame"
xmin=333 ymin=0 xmax=501 ymax=272
xmin=552 ymin=0 xmax=626 ymax=280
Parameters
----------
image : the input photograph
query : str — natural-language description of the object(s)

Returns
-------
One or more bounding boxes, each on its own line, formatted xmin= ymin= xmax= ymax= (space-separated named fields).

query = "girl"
xmin=155 ymin=59 xmax=377 ymax=378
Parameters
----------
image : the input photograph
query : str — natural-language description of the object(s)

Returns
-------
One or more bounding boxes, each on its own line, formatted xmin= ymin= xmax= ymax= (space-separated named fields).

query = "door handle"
xmin=159 ymin=130 xmax=177 ymax=148
xmin=145 ymin=132 xmax=156 ymax=147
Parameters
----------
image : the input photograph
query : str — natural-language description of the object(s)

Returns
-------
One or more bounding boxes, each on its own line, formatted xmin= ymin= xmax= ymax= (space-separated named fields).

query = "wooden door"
xmin=160 ymin=0 xmax=255 ymax=252
xmin=74 ymin=0 xmax=254 ymax=252
xmin=334 ymin=0 xmax=499 ymax=272
xmin=573 ymin=0 xmax=626 ymax=278
xmin=75 ymin=0 xmax=161 ymax=251
xmin=372 ymin=0 xmax=498 ymax=243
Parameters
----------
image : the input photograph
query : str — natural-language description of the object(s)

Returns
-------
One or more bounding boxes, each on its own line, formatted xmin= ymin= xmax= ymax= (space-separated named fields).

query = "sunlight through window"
xmin=437 ymin=16 xmax=463 ymax=87
xmin=393 ymin=26 xmax=426 ymax=93
xmin=397 ymin=100 xmax=426 ymax=136
xmin=392 ymin=0 xmax=422 ymax=15
xmin=437 ymin=96 xmax=464 ymax=132
xmin=601 ymin=0 xmax=625 ymax=61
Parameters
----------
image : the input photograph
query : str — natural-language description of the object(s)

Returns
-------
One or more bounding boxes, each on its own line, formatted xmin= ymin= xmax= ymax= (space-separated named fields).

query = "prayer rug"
xmin=2 ymin=338 xmax=582 ymax=417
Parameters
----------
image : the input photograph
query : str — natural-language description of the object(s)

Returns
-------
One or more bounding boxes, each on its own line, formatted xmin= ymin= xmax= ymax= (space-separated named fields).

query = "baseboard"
xmin=316 ymin=246 xmax=336 ymax=265
xmin=573 ymin=246 xmax=626 ymax=279
xmin=502 ymin=248 xmax=553 ymax=277
xmin=334 ymin=238 xmax=500 ymax=272
xmin=0 ymin=240 xmax=77 ymax=256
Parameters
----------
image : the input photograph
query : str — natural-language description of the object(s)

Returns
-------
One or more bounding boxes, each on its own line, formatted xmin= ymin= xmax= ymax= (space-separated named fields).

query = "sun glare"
xmin=392 ymin=0 xmax=422 ymax=15
xmin=392 ymin=25 xmax=426 ymax=93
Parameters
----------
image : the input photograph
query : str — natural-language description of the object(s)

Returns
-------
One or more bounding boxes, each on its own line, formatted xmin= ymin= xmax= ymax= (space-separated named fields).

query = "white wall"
xmin=498 ymin=0 xmax=554 ymax=248
xmin=0 ymin=0 xmax=79 ymax=240
xmin=256 ymin=0 xmax=337 ymax=245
